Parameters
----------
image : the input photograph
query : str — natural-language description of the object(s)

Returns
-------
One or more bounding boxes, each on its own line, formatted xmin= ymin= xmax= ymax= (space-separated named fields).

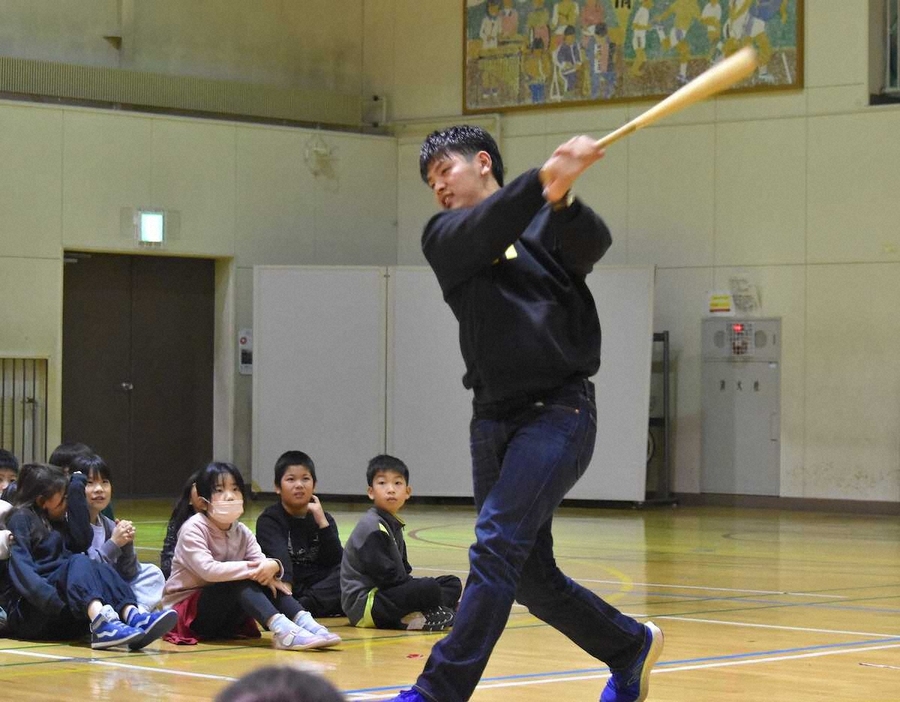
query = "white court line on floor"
xmin=658 ymin=615 xmax=900 ymax=639
xmin=1 ymin=648 xmax=238 ymax=683
xmin=416 ymin=566 xmax=849 ymax=599
xmin=578 ymin=578 xmax=847 ymax=598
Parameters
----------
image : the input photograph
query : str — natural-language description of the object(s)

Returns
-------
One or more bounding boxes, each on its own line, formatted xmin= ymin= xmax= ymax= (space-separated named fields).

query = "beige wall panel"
xmin=234 ymin=127 xmax=318 ymax=267
xmin=280 ymin=0 xmax=364 ymax=95
xmin=805 ymin=0 xmax=868 ymax=89
xmin=807 ymin=113 xmax=900 ymax=264
xmin=550 ymin=104 xmax=634 ymax=136
xmin=503 ymin=112 xmax=549 ymax=138
xmin=501 ymin=134 xmax=546 ymax=186
xmin=0 ymin=104 xmax=63 ymax=259
xmin=62 ymin=110 xmax=153 ymax=251
xmin=391 ymin=0 xmax=460 ymax=119
xmin=0 ymin=256 xmax=63 ymax=450
xmin=804 ymin=263 xmax=900 ymax=501
xmin=626 ymin=97 xmax=715 ymax=127
xmin=233 ymin=267 xmax=254 ymax=480
xmin=654 ymin=266 xmax=715 ymax=493
xmin=713 ymin=265 xmax=807 ymax=497
xmin=714 ymin=91 xmax=807 ymax=123
xmin=397 ymin=140 xmax=434 ymax=266
xmin=714 ymin=118 xmax=806 ymax=266
xmin=627 ymin=124 xmax=716 ymax=267
xmin=131 ymin=0 xmax=364 ymax=94
xmin=362 ymin=0 xmax=397 ymax=110
xmin=213 ymin=258 xmax=235 ymax=466
xmin=150 ymin=118 xmax=236 ymax=258
xmin=0 ymin=0 xmax=117 ymax=66
xmin=806 ymin=85 xmax=870 ymax=115
xmin=312 ymin=136 xmax=397 ymax=265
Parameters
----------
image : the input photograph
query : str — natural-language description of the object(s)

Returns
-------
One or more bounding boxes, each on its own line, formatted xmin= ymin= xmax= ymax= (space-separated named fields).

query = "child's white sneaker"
xmin=294 ymin=610 xmax=342 ymax=646
xmin=272 ymin=625 xmax=334 ymax=651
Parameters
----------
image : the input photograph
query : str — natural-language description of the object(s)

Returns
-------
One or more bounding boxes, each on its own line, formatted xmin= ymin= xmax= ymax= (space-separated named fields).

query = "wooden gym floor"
xmin=0 ymin=499 xmax=898 ymax=701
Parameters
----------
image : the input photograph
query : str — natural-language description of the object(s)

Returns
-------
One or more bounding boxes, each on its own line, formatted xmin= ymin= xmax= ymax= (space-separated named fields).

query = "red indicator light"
xmin=732 ymin=323 xmax=744 ymax=333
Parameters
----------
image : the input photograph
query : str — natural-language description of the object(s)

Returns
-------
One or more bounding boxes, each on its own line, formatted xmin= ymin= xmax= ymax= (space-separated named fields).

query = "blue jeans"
xmin=414 ymin=378 xmax=645 ymax=702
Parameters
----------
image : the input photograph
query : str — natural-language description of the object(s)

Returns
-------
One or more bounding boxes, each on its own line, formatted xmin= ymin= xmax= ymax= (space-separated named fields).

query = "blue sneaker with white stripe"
xmin=90 ymin=605 xmax=144 ymax=650
xmin=600 ymin=622 xmax=664 ymax=702
xmin=124 ymin=608 xmax=178 ymax=650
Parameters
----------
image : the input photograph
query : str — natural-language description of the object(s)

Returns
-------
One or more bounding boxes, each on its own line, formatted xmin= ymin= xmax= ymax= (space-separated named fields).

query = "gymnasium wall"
xmin=0 ymin=0 xmax=366 ymax=96
xmin=0 ymin=100 xmax=398 ymax=475
xmin=376 ymin=0 xmax=900 ymax=503
xmin=1 ymin=0 xmax=898 ymax=502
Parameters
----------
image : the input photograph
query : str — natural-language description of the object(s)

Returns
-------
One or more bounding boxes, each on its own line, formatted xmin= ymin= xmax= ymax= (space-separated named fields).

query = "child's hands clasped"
xmin=112 ymin=519 xmax=135 ymax=547
xmin=249 ymin=558 xmax=281 ymax=586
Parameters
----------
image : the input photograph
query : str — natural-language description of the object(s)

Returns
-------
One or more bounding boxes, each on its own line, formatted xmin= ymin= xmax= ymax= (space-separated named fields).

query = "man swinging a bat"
xmin=382 ymin=126 xmax=664 ymax=702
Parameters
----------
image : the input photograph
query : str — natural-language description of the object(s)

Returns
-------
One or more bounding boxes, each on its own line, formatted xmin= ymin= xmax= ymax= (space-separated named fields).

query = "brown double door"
xmin=62 ymin=253 xmax=214 ymax=498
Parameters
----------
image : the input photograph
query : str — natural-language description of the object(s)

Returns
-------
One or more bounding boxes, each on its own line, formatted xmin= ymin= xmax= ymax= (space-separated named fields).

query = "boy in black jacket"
xmin=340 ymin=455 xmax=460 ymax=630
xmin=255 ymin=451 xmax=343 ymax=617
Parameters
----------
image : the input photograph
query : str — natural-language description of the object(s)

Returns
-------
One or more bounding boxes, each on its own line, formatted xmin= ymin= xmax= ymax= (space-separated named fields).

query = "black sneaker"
xmin=420 ymin=606 xmax=454 ymax=631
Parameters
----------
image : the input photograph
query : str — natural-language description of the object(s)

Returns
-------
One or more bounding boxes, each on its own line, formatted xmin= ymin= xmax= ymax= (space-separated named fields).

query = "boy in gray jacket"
xmin=340 ymin=455 xmax=460 ymax=630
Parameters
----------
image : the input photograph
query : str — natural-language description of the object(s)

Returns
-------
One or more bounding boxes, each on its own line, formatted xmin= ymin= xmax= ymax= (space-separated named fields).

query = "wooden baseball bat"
xmin=594 ymin=46 xmax=759 ymax=151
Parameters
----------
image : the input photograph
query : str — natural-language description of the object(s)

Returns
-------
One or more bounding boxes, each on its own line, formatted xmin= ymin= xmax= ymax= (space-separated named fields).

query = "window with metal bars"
xmin=889 ymin=0 xmax=899 ymax=91
xmin=872 ymin=0 xmax=900 ymax=102
xmin=0 ymin=358 xmax=49 ymax=464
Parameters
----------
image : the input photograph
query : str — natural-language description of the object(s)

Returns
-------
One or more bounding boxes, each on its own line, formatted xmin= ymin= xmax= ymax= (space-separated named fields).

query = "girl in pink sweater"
xmin=161 ymin=462 xmax=340 ymax=650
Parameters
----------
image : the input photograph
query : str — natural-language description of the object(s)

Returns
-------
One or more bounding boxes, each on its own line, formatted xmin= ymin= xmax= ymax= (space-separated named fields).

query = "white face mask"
xmin=203 ymin=497 xmax=244 ymax=524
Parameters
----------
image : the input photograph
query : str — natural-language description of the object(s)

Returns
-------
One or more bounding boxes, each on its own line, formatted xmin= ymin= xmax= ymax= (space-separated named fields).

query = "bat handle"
xmin=594 ymin=123 xmax=638 ymax=151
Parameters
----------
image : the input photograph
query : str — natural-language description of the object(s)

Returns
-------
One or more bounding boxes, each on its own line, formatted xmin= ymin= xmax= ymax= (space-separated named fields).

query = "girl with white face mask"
xmin=160 ymin=462 xmax=341 ymax=650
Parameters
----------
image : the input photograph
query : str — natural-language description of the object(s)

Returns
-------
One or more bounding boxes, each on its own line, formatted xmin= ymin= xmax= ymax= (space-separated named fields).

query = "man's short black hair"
xmin=366 ymin=454 xmax=410 ymax=486
xmin=419 ymin=125 xmax=505 ymax=187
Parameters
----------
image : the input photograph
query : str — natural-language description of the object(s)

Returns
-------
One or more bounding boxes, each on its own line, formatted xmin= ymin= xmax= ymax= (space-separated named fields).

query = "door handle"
xmin=120 ymin=382 xmax=134 ymax=392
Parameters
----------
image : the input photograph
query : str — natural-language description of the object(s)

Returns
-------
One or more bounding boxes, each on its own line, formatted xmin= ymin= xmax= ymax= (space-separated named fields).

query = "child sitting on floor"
xmin=0 ymin=463 xmax=175 ymax=649
xmin=256 ymin=450 xmax=344 ymax=618
xmin=341 ymin=454 xmax=461 ymax=630
xmin=161 ymin=461 xmax=341 ymax=649
xmin=74 ymin=453 xmax=166 ymax=612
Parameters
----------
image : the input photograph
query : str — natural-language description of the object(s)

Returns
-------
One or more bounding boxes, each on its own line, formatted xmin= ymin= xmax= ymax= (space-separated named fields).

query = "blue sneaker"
xmin=124 ymin=608 xmax=178 ymax=650
xmin=600 ymin=622 xmax=664 ymax=702
xmin=383 ymin=690 xmax=428 ymax=702
xmin=91 ymin=606 xmax=144 ymax=650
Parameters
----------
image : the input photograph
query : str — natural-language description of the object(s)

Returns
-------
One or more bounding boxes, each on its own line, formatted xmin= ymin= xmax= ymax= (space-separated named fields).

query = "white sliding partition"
xmin=387 ymin=267 xmax=472 ymax=496
xmin=569 ymin=265 xmax=656 ymax=501
xmin=253 ymin=265 xmax=654 ymax=501
xmin=252 ymin=266 xmax=387 ymax=495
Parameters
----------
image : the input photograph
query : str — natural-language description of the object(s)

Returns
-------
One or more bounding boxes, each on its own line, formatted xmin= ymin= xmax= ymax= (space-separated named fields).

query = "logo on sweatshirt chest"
xmin=493 ymin=244 xmax=518 ymax=265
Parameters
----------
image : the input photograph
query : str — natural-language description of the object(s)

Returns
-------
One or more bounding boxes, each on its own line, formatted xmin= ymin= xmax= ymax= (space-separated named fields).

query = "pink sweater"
xmin=161 ymin=512 xmax=282 ymax=608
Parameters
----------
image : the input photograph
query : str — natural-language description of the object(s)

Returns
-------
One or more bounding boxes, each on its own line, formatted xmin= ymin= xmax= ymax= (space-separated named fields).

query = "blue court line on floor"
xmin=343 ymin=635 xmax=900 ymax=695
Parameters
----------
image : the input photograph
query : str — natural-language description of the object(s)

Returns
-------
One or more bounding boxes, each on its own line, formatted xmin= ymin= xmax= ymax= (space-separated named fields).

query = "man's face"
xmin=426 ymin=152 xmax=493 ymax=210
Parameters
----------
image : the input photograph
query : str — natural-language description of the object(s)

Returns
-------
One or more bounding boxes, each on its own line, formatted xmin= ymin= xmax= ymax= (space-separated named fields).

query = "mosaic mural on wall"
xmin=463 ymin=0 xmax=803 ymax=113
